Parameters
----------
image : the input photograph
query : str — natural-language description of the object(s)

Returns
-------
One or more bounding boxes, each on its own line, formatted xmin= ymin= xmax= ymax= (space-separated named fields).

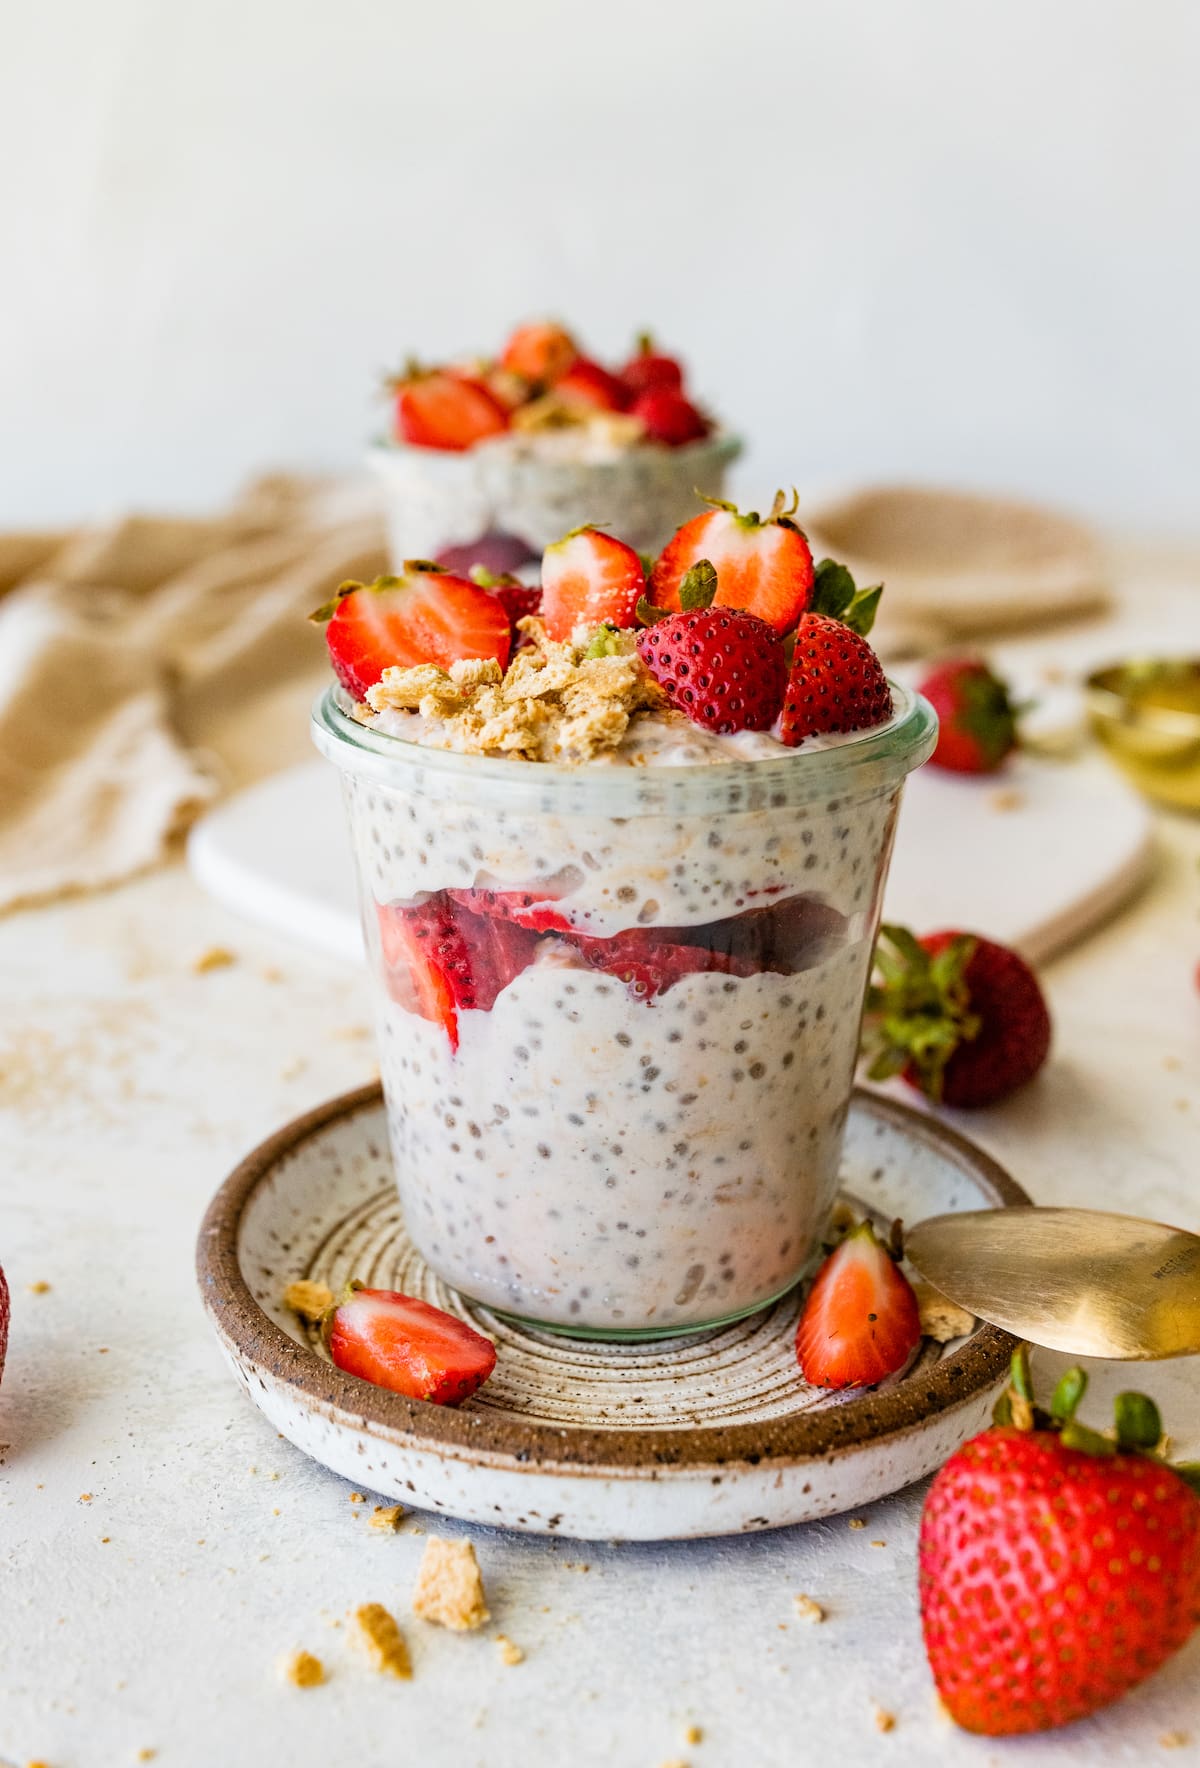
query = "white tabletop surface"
xmin=4 ymin=544 xmax=1200 ymax=1768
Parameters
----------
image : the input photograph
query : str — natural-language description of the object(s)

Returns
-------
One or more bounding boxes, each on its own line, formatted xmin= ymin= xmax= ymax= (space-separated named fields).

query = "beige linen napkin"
xmin=0 ymin=474 xmax=387 ymax=913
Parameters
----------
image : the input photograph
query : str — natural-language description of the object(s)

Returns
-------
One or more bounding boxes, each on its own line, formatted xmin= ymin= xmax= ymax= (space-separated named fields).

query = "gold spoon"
xmin=904 ymin=1207 xmax=1200 ymax=1360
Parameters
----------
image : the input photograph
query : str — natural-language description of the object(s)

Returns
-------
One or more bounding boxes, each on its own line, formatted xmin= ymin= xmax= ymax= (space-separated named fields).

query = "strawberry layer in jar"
xmin=313 ymin=685 xmax=935 ymax=1337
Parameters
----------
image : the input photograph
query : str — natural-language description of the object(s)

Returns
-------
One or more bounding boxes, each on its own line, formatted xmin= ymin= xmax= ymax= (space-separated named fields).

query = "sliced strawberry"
xmin=540 ymin=527 xmax=645 ymax=641
xmin=392 ymin=368 xmax=509 ymax=452
xmin=446 ymin=882 xmax=575 ymax=933
xmin=620 ymin=334 xmax=685 ymax=397
xmin=566 ymin=930 xmax=751 ymax=1000
xmin=554 ymin=356 xmax=629 ymax=413
xmin=650 ymin=493 xmax=814 ymax=634
xmin=631 ymin=387 xmax=710 ymax=447
xmin=326 ymin=1283 xmax=497 ymax=1405
xmin=499 ymin=321 xmax=578 ymax=386
xmin=466 ymin=569 xmax=543 ymax=633
xmin=795 ymin=1220 xmax=921 ymax=1389
xmin=315 ymin=567 xmax=512 ymax=700
xmin=376 ymin=897 xmax=540 ymax=1048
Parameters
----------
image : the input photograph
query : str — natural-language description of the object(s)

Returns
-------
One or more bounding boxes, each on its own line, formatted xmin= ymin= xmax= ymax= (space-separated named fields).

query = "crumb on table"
xmin=27 ymin=1279 xmax=51 ymax=1294
xmin=495 ymin=1634 xmax=524 ymax=1665
xmin=354 ymin=1603 xmax=412 ymax=1678
xmin=848 ymin=1518 xmax=865 ymax=1530
xmin=370 ymin=1504 xmax=406 ymax=1533
xmin=283 ymin=1278 xmax=334 ymax=1322
xmin=412 ymin=1537 xmax=490 ymax=1631
xmin=874 ymin=1706 xmax=896 ymax=1733
xmin=193 ymin=946 xmax=236 ymax=973
xmin=280 ymin=1649 xmax=325 ymax=1688
xmin=1160 ymin=1734 xmax=1191 ymax=1750
xmin=987 ymin=787 xmax=1026 ymax=813
xmin=793 ymin=1593 xmax=825 ymax=1624
xmin=683 ymin=1724 xmax=703 ymax=1744
xmin=136 ymin=1750 xmax=157 ymax=1762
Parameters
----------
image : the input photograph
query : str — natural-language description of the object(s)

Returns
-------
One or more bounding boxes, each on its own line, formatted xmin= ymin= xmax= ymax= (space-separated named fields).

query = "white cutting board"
xmin=187 ymin=754 xmax=1153 ymax=969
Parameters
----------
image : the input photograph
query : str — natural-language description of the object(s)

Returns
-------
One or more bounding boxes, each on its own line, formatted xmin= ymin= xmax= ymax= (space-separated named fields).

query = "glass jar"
xmin=313 ymin=684 xmax=936 ymax=1337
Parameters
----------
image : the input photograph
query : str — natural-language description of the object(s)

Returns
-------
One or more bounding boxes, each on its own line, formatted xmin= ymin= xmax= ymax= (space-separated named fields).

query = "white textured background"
xmin=2 ymin=0 xmax=1198 ymax=529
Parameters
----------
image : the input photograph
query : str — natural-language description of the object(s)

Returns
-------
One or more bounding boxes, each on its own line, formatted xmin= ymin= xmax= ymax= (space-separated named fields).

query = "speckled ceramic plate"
xmin=197 ymin=1084 xmax=1027 ymax=1541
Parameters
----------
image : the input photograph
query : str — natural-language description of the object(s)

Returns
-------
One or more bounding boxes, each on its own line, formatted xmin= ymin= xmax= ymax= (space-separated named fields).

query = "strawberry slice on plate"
xmin=795 ymin=1219 xmax=921 ymax=1389
xmin=376 ymin=896 xmax=540 ymax=1048
xmin=313 ymin=566 xmax=512 ymax=700
xmin=650 ymin=491 xmax=814 ymax=634
xmin=391 ymin=366 xmax=509 ymax=451
xmin=326 ymin=1282 xmax=497 ymax=1405
xmin=540 ymin=527 xmax=645 ymax=642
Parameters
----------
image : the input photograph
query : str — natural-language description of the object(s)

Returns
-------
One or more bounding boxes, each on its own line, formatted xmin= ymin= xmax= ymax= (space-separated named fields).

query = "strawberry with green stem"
xmin=649 ymin=490 xmax=815 ymax=635
xmin=920 ymin=1346 xmax=1200 ymax=1735
xmin=920 ymin=656 xmax=1020 ymax=774
xmin=794 ymin=1216 xmax=922 ymax=1388
xmin=777 ymin=557 xmax=892 ymax=743
xmin=863 ymin=924 xmax=1051 ymax=1107
xmin=311 ymin=565 xmax=512 ymax=699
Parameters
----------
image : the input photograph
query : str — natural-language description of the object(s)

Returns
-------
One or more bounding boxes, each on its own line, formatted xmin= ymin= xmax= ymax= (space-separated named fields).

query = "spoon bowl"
xmin=905 ymin=1207 xmax=1200 ymax=1360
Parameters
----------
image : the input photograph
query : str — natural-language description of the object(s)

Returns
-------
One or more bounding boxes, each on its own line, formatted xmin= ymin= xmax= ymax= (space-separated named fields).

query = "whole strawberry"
xmin=864 ymin=924 xmax=1050 ymax=1107
xmin=636 ymin=575 xmax=787 ymax=734
xmin=920 ymin=656 xmax=1018 ymax=773
xmin=777 ymin=557 xmax=892 ymax=744
xmin=921 ymin=1351 xmax=1200 ymax=1735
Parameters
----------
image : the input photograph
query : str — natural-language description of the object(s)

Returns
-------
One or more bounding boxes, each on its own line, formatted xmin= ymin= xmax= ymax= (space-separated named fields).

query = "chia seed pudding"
xmin=312 ymin=683 xmax=936 ymax=1337
xmin=369 ymin=427 xmax=742 ymax=569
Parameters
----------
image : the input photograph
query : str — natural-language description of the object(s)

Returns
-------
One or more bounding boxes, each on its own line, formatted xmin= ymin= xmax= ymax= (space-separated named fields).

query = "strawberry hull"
xmin=317 ymin=682 xmax=936 ymax=1335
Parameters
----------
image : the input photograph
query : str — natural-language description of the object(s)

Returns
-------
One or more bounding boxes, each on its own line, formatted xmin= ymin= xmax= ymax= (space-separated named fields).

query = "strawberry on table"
xmin=540 ymin=526 xmax=645 ymax=641
xmin=619 ymin=333 xmax=685 ymax=397
xmin=920 ymin=656 xmax=1019 ymax=773
xmin=325 ymin=1281 xmax=497 ymax=1406
xmin=794 ymin=1218 xmax=921 ymax=1389
xmin=312 ymin=566 xmax=512 ymax=700
xmin=864 ymin=924 xmax=1051 ymax=1107
xmin=390 ymin=365 xmax=509 ymax=451
xmin=636 ymin=600 xmax=787 ymax=734
xmin=920 ymin=1350 xmax=1200 ymax=1735
xmin=553 ymin=356 xmax=629 ymax=413
xmin=630 ymin=387 xmax=710 ymax=447
xmin=650 ymin=491 xmax=814 ymax=634
xmin=499 ymin=320 xmax=578 ymax=387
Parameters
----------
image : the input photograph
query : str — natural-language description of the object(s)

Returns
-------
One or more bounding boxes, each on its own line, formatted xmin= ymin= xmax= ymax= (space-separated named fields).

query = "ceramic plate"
xmin=197 ymin=1085 xmax=1027 ymax=1541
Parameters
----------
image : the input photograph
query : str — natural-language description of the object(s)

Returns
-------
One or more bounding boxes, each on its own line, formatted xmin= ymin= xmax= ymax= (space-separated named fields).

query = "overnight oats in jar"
xmin=311 ymin=496 xmax=936 ymax=1336
xmin=368 ymin=319 xmax=740 ymax=570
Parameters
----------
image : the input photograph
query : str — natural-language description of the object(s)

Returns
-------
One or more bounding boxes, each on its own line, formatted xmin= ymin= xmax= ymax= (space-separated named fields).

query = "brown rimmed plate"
xmin=196 ymin=1084 xmax=1026 ymax=1540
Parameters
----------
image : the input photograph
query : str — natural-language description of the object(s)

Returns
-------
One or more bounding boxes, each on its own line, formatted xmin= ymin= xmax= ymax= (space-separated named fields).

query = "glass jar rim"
xmin=312 ymin=681 xmax=937 ymax=815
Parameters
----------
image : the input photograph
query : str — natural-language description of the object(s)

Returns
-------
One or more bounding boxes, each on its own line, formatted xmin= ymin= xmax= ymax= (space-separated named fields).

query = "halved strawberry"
xmin=326 ymin=1282 xmax=497 ymax=1405
xmin=554 ymin=356 xmax=629 ymax=413
xmin=620 ymin=333 xmax=685 ymax=397
xmin=447 ymin=879 xmax=576 ymax=933
xmin=499 ymin=321 xmax=578 ymax=386
xmin=649 ymin=492 xmax=814 ymax=634
xmin=376 ymin=896 xmax=540 ymax=1048
xmin=566 ymin=929 xmax=751 ymax=1000
xmin=314 ymin=567 xmax=512 ymax=700
xmin=540 ymin=527 xmax=645 ymax=641
xmin=466 ymin=568 xmax=543 ymax=633
xmin=795 ymin=1220 xmax=921 ymax=1389
xmin=630 ymin=387 xmax=710 ymax=447
xmin=391 ymin=367 xmax=509 ymax=451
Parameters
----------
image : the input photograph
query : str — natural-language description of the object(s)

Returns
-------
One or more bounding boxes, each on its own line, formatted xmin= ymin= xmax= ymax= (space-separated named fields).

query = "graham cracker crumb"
xmin=349 ymin=1492 xmax=365 ymax=1503
xmin=1163 ymin=1055 xmax=1182 ymax=1072
xmin=330 ymin=1023 xmax=371 ymax=1041
xmin=354 ymin=1603 xmax=412 ymax=1679
xmin=684 ymin=1725 xmax=703 ymax=1745
xmin=793 ymin=1593 xmax=824 ymax=1623
xmin=369 ymin=1504 xmax=406 ymax=1532
xmin=283 ymin=1279 xmax=333 ymax=1322
xmin=495 ymin=1634 xmax=524 ymax=1665
xmin=659 ymin=1759 xmax=690 ymax=1768
xmin=366 ymin=623 xmax=667 ymax=763
xmin=136 ymin=1751 xmax=157 ymax=1762
xmin=1160 ymin=1734 xmax=1190 ymax=1750
xmin=914 ymin=1281 xmax=975 ymax=1344
xmin=280 ymin=1649 xmax=325 ymax=1687
xmin=874 ymin=1707 xmax=896 ymax=1733
xmin=412 ymin=1536 xmax=490 ymax=1631
xmin=27 ymin=1280 xmax=51 ymax=1294
xmin=193 ymin=946 xmax=236 ymax=973
xmin=79 ymin=1493 xmax=93 ymax=1503
xmin=848 ymin=1518 xmax=865 ymax=1529
xmin=870 ymin=1540 xmax=887 ymax=1548
xmin=988 ymin=787 xmax=1026 ymax=813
